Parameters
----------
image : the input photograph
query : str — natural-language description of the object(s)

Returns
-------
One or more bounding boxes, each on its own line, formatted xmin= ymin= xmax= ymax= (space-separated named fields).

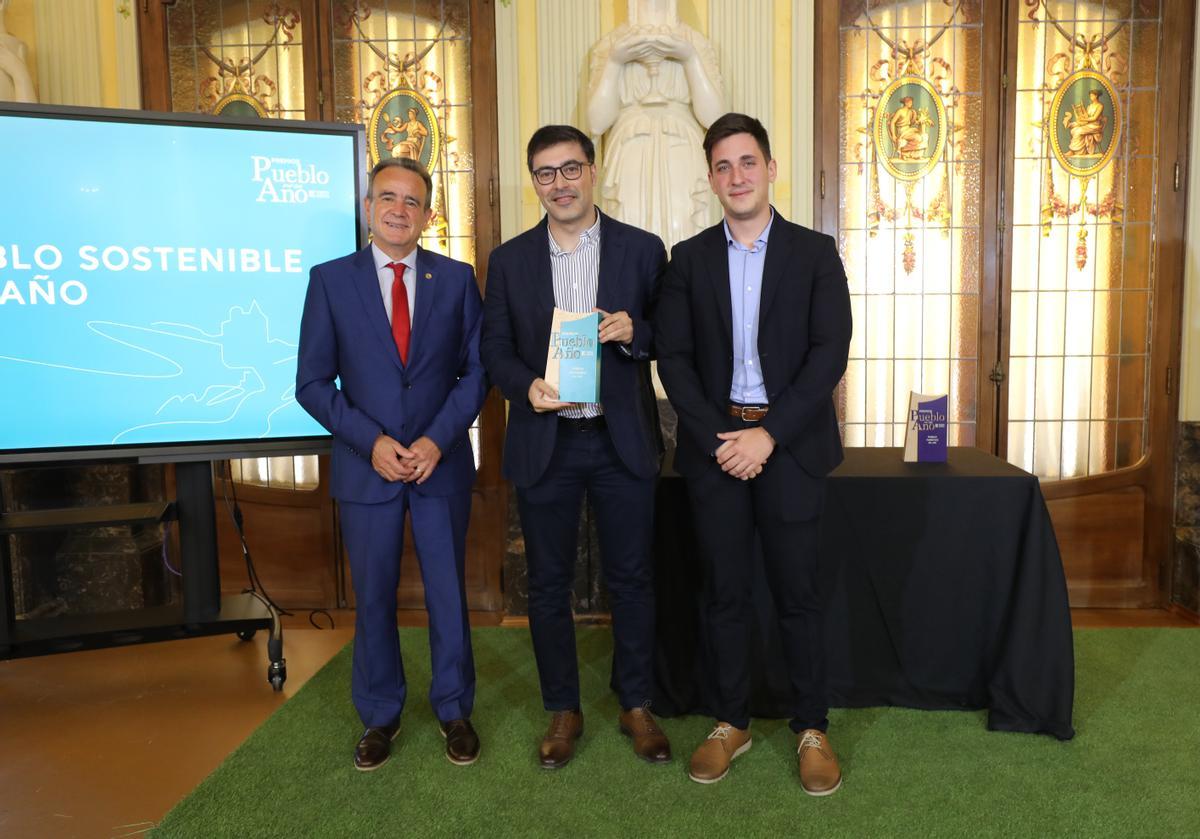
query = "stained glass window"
xmin=163 ymin=2 xmax=483 ymax=477
xmin=330 ymin=0 xmax=476 ymax=266
xmin=330 ymin=0 xmax=481 ymax=467
xmin=167 ymin=0 xmax=306 ymax=118
xmin=836 ymin=0 xmax=984 ymax=448
xmin=1007 ymin=0 xmax=1157 ymax=478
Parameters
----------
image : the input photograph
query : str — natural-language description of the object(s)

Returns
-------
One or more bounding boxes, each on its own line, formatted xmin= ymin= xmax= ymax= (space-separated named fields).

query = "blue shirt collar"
xmin=723 ymin=208 xmax=775 ymax=252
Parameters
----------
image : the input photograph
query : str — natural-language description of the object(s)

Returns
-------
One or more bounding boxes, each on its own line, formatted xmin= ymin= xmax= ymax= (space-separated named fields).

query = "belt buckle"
xmin=739 ymin=406 xmax=754 ymax=421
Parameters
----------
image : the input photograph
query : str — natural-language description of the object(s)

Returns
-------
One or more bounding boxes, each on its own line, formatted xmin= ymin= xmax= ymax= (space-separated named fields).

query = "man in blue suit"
xmin=481 ymin=125 xmax=671 ymax=769
xmin=296 ymin=157 xmax=487 ymax=771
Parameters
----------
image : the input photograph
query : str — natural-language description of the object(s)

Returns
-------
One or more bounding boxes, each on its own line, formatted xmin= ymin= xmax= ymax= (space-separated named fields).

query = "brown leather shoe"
xmin=353 ymin=722 xmax=400 ymax=771
xmin=797 ymin=729 xmax=842 ymax=796
xmin=688 ymin=722 xmax=752 ymax=784
xmin=538 ymin=709 xmax=583 ymax=769
xmin=440 ymin=718 xmax=480 ymax=765
xmin=618 ymin=707 xmax=671 ymax=763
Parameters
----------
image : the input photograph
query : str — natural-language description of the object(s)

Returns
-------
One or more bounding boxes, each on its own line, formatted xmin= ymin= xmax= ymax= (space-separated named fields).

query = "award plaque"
xmin=903 ymin=392 xmax=948 ymax=463
xmin=545 ymin=308 xmax=600 ymax=403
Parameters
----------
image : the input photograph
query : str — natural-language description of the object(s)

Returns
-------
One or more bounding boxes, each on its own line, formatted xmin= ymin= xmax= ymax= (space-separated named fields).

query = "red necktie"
xmin=388 ymin=261 xmax=411 ymax=364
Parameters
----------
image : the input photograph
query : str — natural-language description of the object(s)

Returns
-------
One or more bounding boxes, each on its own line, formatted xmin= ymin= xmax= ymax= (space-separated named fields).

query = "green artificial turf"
xmin=153 ymin=627 xmax=1200 ymax=838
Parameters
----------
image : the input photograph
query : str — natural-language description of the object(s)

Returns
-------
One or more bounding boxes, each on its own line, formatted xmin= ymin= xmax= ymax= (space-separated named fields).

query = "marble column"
xmin=708 ymin=0 xmax=773 ymax=125
xmin=535 ymin=0 xmax=599 ymax=128
xmin=503 ymin=487 xmax=607 ymax=617
xmin=1174 ymin=423 xmax=1200 ymax=612
xmin=112 ymin=0 xmax=141 ymax=109
xmin=33 ymin=0 xmax=103 ymax=106
xmin=2 ymin=464 xmax=172 ymax=619
xmin=500 ymin=1 xmax=606 ymax=616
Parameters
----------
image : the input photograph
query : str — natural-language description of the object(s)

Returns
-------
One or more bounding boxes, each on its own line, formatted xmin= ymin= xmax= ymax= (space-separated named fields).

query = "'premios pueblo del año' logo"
xmin=251 ymin=156 xmax=332 ymax=204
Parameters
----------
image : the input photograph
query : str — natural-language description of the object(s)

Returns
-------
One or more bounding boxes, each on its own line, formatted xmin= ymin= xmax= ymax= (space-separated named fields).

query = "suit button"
xmin=406 ymin=383 xmax=413 ymax=390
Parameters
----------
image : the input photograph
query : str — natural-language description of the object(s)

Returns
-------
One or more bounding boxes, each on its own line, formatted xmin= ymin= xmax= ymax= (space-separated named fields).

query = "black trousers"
xmin=516 ymin=421 xmax=657 ymax=711
xmin=684 ymin=429 xmax=829 ymax=733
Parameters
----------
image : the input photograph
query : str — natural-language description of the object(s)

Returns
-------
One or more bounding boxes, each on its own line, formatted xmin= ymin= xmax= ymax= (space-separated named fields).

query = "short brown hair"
xmin=368 ymin=157 xmax=433 ymax=209
xmin=702 ymin=113 xmax=772 ymax=167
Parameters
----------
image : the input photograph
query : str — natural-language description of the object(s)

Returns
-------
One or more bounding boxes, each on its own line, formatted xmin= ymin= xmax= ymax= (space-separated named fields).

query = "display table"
xmin=651 ymin=447 xmax=1075 ymax=739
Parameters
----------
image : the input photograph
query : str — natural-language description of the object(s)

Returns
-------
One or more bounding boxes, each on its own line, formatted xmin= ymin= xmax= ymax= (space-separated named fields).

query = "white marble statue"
xmin=586 ymin=0 xmax=724 ymax=250
xmin=0 ymin=0 xmax=36 ymax=103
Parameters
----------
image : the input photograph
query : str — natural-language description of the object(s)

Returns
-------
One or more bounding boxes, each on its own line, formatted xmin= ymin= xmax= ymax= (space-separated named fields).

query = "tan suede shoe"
xmin=797 ymin=729 xmax=842 ymax=796
xmin=688 ymin=722 xmax=752 ymax=784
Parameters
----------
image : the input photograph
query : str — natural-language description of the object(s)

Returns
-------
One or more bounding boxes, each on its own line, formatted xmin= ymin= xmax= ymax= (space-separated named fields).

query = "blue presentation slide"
xmin=0 ymin=112 xmax=359 ymax=455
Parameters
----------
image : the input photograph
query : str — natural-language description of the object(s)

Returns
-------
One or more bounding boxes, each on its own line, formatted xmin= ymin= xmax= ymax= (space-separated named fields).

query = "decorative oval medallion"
xmin=212 ymin=92 xmax=269 ymax=119
xmin=1049 ymin=69 xmax=1121 ymax=178
xmin=873 ymin=76 xmax=947 ymax=182
xmin=367 ymin=87 xmax=442 ymax=172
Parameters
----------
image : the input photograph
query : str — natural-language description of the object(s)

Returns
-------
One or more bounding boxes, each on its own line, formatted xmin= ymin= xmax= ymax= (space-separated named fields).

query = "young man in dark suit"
xmin=481 ymin=125 xmax=670 ymax=769
xmin=656 ymin=113 xmax=852 ymax=793
xmin=296 ymin=157 xmax=487 ymax=771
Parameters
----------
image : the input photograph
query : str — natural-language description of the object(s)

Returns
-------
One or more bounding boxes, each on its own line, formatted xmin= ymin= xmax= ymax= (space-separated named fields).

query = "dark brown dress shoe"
xmin=440 ymin=718 xmax=480 ymax=765
xmin=538 ymin=709 xmax=583 ymax=769
xmin=619 ymin=707 xmax=672 ymax=763
xmin=353 ymin=722 xmax=400 ymax=772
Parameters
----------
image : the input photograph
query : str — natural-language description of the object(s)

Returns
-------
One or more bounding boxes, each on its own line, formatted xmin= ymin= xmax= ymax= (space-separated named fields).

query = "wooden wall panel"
xmin=213 ymin=464 xmax=338 ymax=610
xmin=1048 ymin=487 xmax=1150 ymax=607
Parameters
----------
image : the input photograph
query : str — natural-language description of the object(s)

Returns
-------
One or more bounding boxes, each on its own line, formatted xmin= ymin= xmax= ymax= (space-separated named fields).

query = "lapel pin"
xmin=425 ymin=272 xmax=432 ymax=279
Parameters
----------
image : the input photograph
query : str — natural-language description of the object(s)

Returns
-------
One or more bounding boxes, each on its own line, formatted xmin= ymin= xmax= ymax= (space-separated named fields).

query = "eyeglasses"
xmin=531 ymin=160 xmax=587 ymax=185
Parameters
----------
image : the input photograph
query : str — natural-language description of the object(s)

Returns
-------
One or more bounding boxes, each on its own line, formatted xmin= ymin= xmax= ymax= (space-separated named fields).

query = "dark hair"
xmin=526 ymin=125 xmax=595 ymax=172
xmin=368 ymin=157 xmax=433 ymax=209
xmin=702 ymin=113 xmax=772 ymax=167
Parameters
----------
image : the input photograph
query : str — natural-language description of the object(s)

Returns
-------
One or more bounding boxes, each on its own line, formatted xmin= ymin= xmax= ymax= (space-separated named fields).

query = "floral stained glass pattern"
xmin=837 ymin=0 xmax=983 ymax=448
xmin=1007 ymin=0 xmax=1157 ymax=478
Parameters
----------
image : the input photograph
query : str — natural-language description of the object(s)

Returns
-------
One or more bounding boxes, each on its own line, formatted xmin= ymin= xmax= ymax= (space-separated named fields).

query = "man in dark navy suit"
xmin=296 ymin=157 xmax=487 ymax=771
xmin=656 ymin=113 xmax=852 ymax=793
xmin=481 ymin=125 xmax=670 ymax=769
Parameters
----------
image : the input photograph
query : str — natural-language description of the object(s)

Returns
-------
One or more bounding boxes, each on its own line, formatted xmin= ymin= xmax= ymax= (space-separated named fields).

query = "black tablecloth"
xmin=651 ymin=447 xmax=1075 ymax=740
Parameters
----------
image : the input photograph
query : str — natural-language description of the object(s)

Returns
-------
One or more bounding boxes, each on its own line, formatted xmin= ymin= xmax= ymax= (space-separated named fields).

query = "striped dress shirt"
xmin=548 ymin=213 xmax=602 ymax=419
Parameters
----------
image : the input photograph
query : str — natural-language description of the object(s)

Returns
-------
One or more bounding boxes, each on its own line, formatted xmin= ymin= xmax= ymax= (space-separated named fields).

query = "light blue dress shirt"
xmin=726 ymin=211 xmax=774 ymax=404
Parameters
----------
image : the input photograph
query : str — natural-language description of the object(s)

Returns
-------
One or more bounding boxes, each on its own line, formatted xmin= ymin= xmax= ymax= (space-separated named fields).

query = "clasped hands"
xmin=716 ymin=426 xmax=775 ymax=481
xmin=528 ymin=309 xmax=632 ymax=413
xmin=612 ymin=29 xmax=695 ymax=65
xmin=371 ymin=433 xmax=441 ymax=485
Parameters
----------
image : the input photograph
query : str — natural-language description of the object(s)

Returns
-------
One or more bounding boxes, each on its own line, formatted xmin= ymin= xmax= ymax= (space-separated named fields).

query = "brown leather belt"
xmin=728 ymin=404 xmax=769 ymax=422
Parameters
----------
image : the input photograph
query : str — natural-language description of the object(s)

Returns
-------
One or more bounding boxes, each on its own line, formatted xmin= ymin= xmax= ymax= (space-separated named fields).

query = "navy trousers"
xmin=339 ymin=488 xmax=474 ymax=727
xmin=516 ymin=423 xmax=657 ymax=711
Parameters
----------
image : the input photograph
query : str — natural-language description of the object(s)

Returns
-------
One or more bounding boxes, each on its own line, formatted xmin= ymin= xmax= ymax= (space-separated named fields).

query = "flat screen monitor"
xmin=0 ymin=103 xmax=366 ymax=464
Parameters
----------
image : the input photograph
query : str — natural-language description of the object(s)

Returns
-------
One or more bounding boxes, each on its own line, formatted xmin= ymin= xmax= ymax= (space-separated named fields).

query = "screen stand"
xmin=176 ymin=460 xmax=221 ymax=623
xmin=0 ymin=461 xmax=284 ymax=691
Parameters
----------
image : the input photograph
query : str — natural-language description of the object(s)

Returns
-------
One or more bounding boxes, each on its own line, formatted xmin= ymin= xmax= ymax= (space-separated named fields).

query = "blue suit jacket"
xmin=481 ymin=210 xmax=666 ymax=488
xmin=296 ymin=244 xmax=487 ymax=502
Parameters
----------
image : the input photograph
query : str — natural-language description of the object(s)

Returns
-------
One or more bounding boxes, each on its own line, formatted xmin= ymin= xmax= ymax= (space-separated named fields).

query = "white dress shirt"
xmin=372 ymin=242 xmax=417 ymax=329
